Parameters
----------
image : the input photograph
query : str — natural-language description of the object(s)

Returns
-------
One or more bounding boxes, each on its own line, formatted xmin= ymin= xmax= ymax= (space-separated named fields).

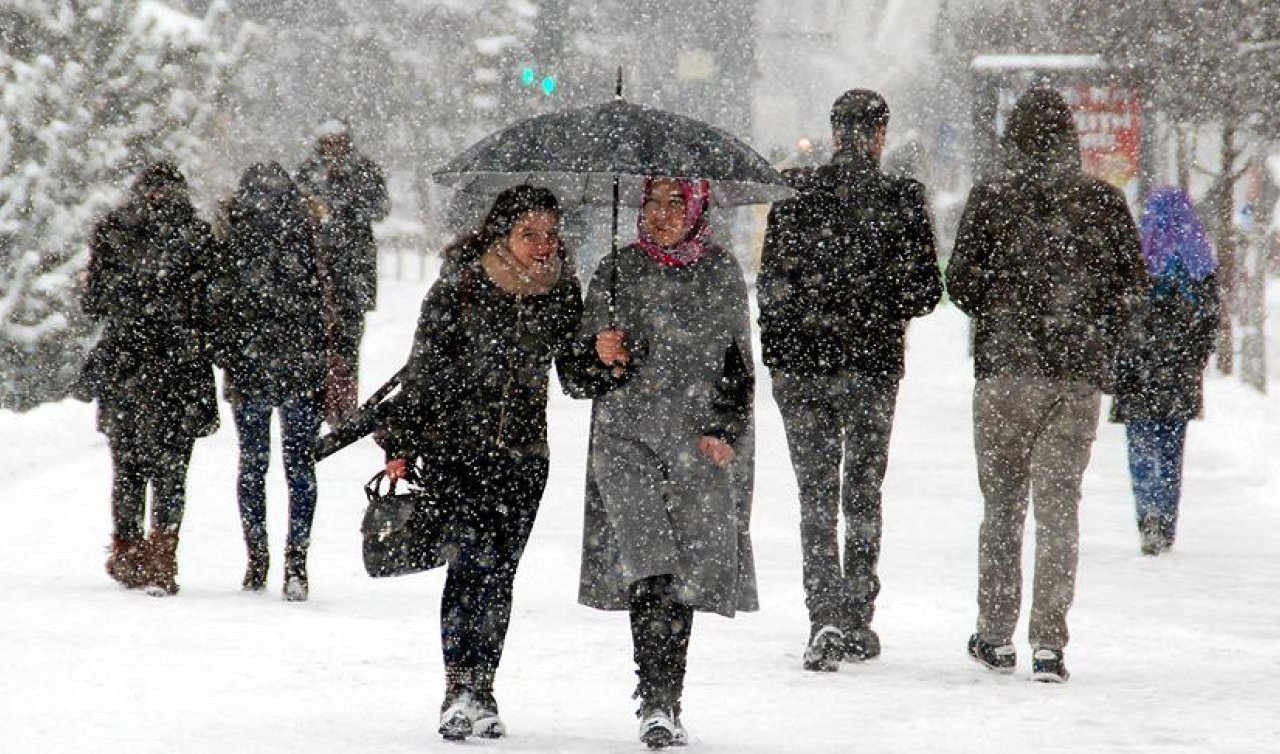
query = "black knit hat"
xmin=830 ymin=89 xmax=890 ymax=141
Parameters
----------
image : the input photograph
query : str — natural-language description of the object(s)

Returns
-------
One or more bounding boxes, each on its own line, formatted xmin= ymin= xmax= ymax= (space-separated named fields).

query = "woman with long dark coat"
xmin=1110 ymin=186 xmax=1221 ymax=555
xmin=378 ymin=185 xmax=593 ymax=742
xmin=213 ymin=162 xmax=329 ymax=600
xmin=579 ymin=177 xmax=757 ymax=749
xmin=81 ymin=161 xmax=220 ymax=596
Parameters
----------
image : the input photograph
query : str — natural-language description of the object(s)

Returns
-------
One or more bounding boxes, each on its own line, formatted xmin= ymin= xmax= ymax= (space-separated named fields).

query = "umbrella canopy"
xmin=433 ymin=98 xmax=792 ymax=207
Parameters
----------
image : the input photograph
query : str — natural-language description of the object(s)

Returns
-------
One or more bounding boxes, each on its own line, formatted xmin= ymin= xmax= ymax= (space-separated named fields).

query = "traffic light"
xmin=518 ymin=65 xmax=558 ymax=96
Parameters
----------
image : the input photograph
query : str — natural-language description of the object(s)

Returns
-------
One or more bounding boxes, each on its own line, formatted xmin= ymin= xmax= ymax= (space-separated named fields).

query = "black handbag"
xmin=361 ymin=469 xmax=459 ymax=578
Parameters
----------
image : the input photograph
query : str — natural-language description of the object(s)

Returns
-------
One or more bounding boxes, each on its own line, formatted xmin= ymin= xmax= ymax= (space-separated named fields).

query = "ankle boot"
xmin=106 ymin=534 xmax=148 ymax=589
xmin=282 ymin=544 xmax=308 ymax=602
xmin=146 ymin=531 xmax=180 ymax=596
xmin=242 ymin=537 xmax=269 ymax=592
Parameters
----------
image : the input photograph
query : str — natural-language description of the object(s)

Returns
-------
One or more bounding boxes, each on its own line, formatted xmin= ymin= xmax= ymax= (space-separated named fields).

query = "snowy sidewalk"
xmin=3 ymin=274 xmax=1278 ymax=753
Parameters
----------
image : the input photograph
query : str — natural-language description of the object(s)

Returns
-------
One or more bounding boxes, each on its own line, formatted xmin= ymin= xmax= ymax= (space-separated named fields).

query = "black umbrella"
xmin=432 ymin=91 xmax=792 ymax=208
xmin=433 ymin=72 xmax=791 ymax=322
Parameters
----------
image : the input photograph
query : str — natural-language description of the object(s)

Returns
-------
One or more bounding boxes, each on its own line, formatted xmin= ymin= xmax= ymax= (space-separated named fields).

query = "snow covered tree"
xmin=0 ymin=0 xmax=248 ymax=409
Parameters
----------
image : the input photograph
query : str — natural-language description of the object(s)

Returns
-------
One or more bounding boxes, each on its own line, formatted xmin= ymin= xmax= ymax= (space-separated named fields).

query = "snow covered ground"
xmin=4 ymin=261 xmax=1279 ymax=753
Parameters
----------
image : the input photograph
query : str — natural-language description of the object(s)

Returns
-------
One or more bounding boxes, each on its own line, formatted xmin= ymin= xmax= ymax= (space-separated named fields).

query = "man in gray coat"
xmin=946 ymin=87 xmax=1146 ymax=683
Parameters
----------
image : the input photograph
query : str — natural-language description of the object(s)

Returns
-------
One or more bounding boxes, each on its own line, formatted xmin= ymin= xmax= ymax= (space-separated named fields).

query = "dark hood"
xmin=1003 ymin=88 xmax=1082 ymax=174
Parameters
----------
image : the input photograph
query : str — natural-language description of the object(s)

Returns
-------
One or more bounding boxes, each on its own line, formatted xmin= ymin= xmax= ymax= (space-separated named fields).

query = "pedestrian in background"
xmin=214 ymin=162 xmax=328 ymax=601
xmin=1110 ymin=186 xmax=1220 ymax=555
xmin=946 ymin=87 xmax=1147 ymax=683
xmin=295 ymin=120 xmax=390 ymax=426
xmin=79 ymin=161 xmax=219 ymax=596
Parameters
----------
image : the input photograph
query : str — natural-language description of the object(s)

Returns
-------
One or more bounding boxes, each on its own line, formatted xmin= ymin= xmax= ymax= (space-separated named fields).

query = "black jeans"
xmin=630 ymin=575 xmax=694 ymax=710
xmin=108 ymin=429 xmax=195 ymax=539
xmin=439 ymin=449 xmax=548 ymax=676
xmin=771 ymin=369 xmax=899 ymax=633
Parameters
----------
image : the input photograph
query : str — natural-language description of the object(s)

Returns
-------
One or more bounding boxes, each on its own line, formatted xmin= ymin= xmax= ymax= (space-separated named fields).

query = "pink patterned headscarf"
xmin=636 ymin=177 xmax=713 ymax=267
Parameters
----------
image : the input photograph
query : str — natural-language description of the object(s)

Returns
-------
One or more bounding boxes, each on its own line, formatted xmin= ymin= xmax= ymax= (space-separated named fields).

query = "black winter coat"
xmin=212 ymin=185 xmax=329 ymax=406
xmin=758 ymin=151 xmax=943 ymax=378
xmin=1110 ymin=273 xmax=1220 ymax=422
xmin=295 ymin=151 xmax=389 ymax=315
xmin=80 ymin=198 xmax=219 ymax=440
xmin=380 ymin=257 xmax=588 ymax=462
xmin=946 ymin=156 xmax=1148 ymax=390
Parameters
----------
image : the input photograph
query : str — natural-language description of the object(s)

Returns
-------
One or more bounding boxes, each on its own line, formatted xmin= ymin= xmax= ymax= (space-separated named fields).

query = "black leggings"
xmin=629 ymin=575 xmax=694 ymax=709
xmin=439 ymin=451 xmax=548 ymax=676
xmin=108 ymin=431 xmax=194 ymax=539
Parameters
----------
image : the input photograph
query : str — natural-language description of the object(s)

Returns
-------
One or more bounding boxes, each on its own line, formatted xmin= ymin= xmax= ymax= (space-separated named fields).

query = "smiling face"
xmin=642 ymin=179 xmax=689 ymax=249
xmin=506 ymin=210 xmax=561 ymax=270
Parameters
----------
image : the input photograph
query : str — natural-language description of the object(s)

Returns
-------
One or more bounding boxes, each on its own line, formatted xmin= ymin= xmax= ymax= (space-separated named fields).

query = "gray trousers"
xmin=973 ymin=375 xmax=1100 ymax=650
xmin=772 ymin=369 xmax=899 ymax=632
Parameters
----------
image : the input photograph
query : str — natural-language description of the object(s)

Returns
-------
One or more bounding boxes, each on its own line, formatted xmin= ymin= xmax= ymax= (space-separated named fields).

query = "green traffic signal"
xmin=521 ymin=67 xmax=536 ymax=86
xmin=541 ymin=76 xmax=556 ymax=95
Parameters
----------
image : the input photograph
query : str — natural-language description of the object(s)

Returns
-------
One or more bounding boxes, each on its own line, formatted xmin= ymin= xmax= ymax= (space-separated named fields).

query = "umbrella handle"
xmin=608 ymin=173 xmax=619 ymax=328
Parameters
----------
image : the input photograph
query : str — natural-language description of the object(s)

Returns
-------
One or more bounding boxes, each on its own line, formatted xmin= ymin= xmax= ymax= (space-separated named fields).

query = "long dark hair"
xmin=443 ymin=185 xmax=563 ymax=266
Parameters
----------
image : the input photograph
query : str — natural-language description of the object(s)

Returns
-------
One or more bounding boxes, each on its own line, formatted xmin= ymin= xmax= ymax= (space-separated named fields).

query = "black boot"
xmin=242 ymin=535 xmax=268 ymax=592
xmin=1139 ymin=514 xmax=1162 ymax=556
xmin=439 ymin=666 xmax=477 ymax=741
xmin=631 ymin=577 xmax=692 ymax=749
xmin=471 ymin=666 xmax=505 ymax=739
xmin=282 ymin=543 xmax=308 ymax=602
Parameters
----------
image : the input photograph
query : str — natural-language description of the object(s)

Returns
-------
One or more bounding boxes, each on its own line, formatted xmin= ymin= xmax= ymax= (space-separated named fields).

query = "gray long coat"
xmin=578 ymin=244 xmax=758 ymax=618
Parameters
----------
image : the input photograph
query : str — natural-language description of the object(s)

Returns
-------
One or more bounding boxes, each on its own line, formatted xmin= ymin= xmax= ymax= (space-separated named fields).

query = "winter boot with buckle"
xmin=282 ymin=543 xmax=309 ymax=602
xmin=106 ymin=534 xmax=149 ymax=589
xmin=438 ymin=667 xmax=479 ymax=741
xmin=145 ymin=531 xmax=180 ymax=597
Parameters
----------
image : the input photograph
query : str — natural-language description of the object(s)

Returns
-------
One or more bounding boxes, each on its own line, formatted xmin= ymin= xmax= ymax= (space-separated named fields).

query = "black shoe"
xmin=1031 ymin=647 xmax=1069 ymax=683
xmin=967 ymin=633 xmax=1016 ymax=674
xmin=802 ymin=625 xmax=844 ymax=672
xmin=843 ymin=626 xmax=881 ymax=662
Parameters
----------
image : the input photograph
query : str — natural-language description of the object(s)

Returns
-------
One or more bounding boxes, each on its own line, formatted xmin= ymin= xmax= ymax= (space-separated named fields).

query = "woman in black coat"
xmin=378 ymin=185 xmax=592 ymax=742
xmin=80 ymin=161 xmax=219 ymax=596
xmin=1110 ymin=186 xmax=1221 ymax=555
xmin=213 ymin=162 xmax=329 ymax=600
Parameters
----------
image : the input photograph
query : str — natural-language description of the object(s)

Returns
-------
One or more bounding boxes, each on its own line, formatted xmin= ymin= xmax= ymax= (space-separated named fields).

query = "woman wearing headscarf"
xmin=1110 ymin=186 xmax=1221 ymax=555
xmin=213 ymin=162 xmax=328 ymax=600
xmin=80 ymin=161 xmax=219 ymax=596
xmin=378 ymin=185 xmax=593 ymax=742
xmin=577 ymin=177 xmax=757 ymax=748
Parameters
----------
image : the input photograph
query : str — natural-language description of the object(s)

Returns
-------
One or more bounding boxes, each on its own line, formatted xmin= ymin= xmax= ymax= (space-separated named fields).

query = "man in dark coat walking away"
xmin=758 ymin=89 xmax=943 ymax=672
xmin=946 ymin=87 xmax=1147 ymax=683
xmin=295 ymin=120 xmax=390 ymax=426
